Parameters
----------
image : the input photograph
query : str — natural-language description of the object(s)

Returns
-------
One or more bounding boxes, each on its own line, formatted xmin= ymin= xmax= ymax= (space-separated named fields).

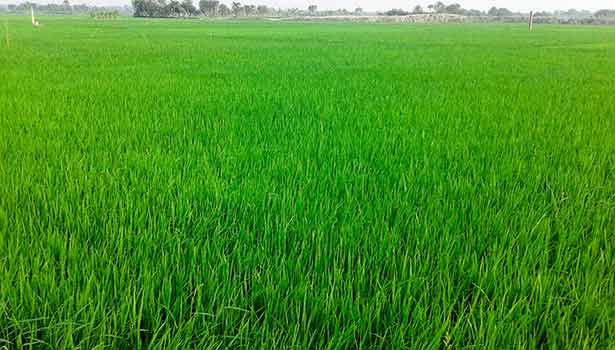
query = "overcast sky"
xmin=0 ymin=0 xmax=612 ymax=12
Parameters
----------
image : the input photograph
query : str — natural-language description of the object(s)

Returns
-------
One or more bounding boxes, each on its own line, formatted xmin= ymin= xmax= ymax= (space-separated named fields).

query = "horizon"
xmin=0 ymin=0 xmax=613 ymax=13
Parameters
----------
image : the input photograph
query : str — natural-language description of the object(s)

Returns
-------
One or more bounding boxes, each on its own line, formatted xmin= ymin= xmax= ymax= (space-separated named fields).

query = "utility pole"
xmin=31 ymin=7 xmax=40 ymax=26
xmin=529 ymin=11 xmax=534 ymax=31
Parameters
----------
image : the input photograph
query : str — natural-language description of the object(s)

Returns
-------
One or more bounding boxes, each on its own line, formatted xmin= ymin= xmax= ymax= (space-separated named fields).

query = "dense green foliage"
xmin=1 ymin=17 xmax=614 ymax=349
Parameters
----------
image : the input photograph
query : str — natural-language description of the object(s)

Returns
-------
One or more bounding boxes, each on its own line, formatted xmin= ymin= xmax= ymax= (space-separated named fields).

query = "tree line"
xmin=2 ymin=0 xmax=613 ymax=20
xmin=129 ymin=0 xmax=521 ymax=18
xmin=131 ymin=0 xmax=352 ymax=18
xmin=131 ymin=0 xmax=283 ymax=17
xmin=384 ymin=2 xmax=519 ymax=16
xmin=133 ymin=0 xmax=615 ymax=19
xmin=383 ymin=2 xmax=614 ymax=18
xmin=2 ymin=0 xmax=131 ymax=15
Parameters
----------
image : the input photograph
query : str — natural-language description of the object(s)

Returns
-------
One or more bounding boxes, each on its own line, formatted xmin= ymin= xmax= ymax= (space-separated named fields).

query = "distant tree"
xmin=73 ymin=3 xmax=90 ymax=12
xmin=17 ymin=2 xmax=35 ymax=10
xmin=488 ymin=6 xmax=513 ymax=16
xmin=181 ymin=0 xmax=197 ymax=15
xmin=231 ymin=1 xmax=241 ymax=16
xmin=199 ymin=0 xmax=219 ymax=15
xmin=133 ymin=0 xmax=168 ymax=17
xmin=307 ymin=4 xmax=317 ymax=15
xmin=385 ymin=8 xmax=408 ymax=15
xmin=428 ymin=1 xmax=445 ymax=13
xmin=132 ymin=0 xmax=144 ymax=16
xmin=594 ymin=9 xmax=615 ymax=18
xmin=242 ymin=4 xmax=255 ymax=15
xmin=444 ymin=3 xmax=462 ymax=14
xmin=218 ymin=3 xmax=230 ymax=15
xmin=354 ymin=7 xmax=362 ymax=15
xmin=210 ymin=0 xmax=219 ymax=14
xmin=465 ymin=8 xmax=482 ymax=16
xmin=500 ymin=7 xmax=513 ymax=16
xmin=62 ymin=0 xmax=71 ymax=11
xmin=256 ymin=4 xmax=269 ymax=15
xmin=166 ymin=0 xmax=186 ymax=16
xmin=412 ymin=5 xmax=422 ymax=14
xmin=568 ymin=9 xmax=592 ymax=17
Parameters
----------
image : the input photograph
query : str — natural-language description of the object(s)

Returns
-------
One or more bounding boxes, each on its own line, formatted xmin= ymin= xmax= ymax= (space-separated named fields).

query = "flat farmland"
xmin=1 ymin=17 xmax=614 ymax=349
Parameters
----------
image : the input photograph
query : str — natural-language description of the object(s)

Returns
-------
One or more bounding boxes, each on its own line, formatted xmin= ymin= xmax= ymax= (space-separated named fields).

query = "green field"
xmin=1 ymin=16 xmax=615 ymax=349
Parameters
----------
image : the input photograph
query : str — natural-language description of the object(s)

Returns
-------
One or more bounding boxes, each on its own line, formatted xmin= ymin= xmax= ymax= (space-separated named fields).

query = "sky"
xmin=0 ymin=0 xmax=612 ymax=13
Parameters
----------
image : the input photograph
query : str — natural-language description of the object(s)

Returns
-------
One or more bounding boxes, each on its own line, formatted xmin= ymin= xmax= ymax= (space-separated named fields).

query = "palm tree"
xmin=231 ymin=2 xmax=241 ymax=16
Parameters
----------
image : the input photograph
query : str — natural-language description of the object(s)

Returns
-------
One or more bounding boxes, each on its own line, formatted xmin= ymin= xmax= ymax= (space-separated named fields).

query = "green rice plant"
xmin=0 ymin=16 xmax=614 ymax=349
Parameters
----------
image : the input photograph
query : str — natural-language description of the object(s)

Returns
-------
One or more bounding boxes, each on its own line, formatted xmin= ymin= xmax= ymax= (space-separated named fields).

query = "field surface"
xmin=1 ymin=17 xmax=615 ymax=349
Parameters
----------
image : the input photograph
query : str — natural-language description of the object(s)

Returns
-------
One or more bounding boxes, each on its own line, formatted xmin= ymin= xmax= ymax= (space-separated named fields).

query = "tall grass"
xmin=1 ymin=17 xmax=614 ymax=349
